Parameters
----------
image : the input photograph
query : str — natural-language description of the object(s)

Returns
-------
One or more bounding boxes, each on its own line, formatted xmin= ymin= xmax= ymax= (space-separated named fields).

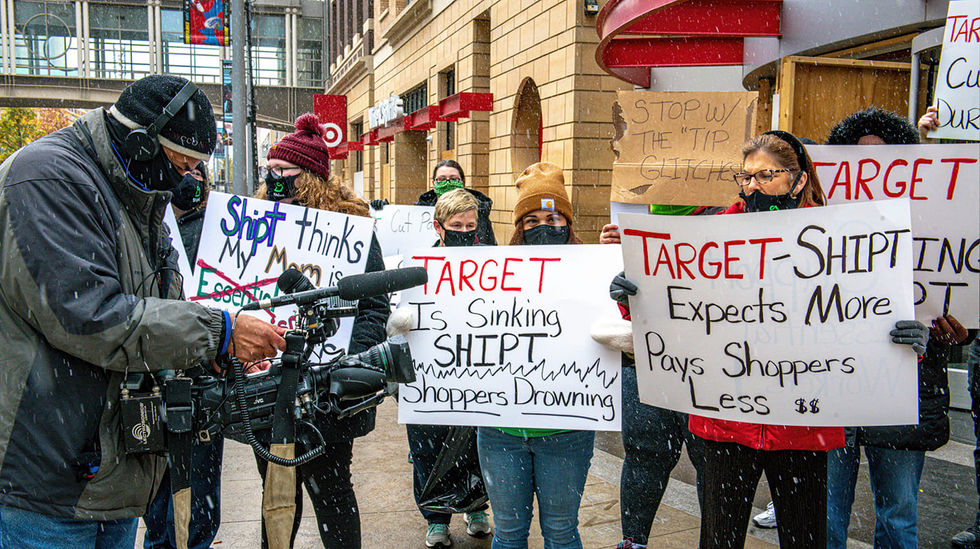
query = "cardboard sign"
xmin=620 ymin=200 xmax=918 ymax=427
xmin=190 ymin=192 xmax=374 ymax=358
xmin=929 ymin=1 xmax=980 ymax=141
xmin=611 ymin=91 xmax=757 ymax=207
xmin=810 ymin=144 xmax=979 ymax=327
xmin=370 ymin=204 xmax=439 ymax=259
xmin=398 ymin=245 xmax=624 ymax=431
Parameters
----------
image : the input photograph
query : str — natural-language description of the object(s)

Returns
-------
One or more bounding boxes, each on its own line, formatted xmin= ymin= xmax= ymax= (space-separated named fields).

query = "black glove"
xmin=609 ymin=271 xmax=637 ymax=306
xmin=891 ymin=320 xmax=929 ymax=355
xmin=369 ymin=199 xmax=389 ymax=210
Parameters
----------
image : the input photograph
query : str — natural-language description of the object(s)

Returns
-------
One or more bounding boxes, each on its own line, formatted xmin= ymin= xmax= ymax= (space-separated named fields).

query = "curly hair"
xmin=826 ymin=107 xmax=920 ymax=145
xmin=254 ymin=172 xmax=370 ymax=218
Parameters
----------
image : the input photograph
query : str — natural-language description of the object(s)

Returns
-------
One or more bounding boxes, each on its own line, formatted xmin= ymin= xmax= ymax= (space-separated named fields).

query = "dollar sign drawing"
xmin=796 ymin=398 xmax=807 ymax=414
xmin=809 ymin=399 xmax=820 ymax=414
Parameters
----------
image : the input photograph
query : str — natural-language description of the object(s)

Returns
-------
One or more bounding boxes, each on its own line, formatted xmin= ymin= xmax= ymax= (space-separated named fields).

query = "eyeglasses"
xmin=732 ymin=169 xmax=794 ymax=187
xmin=433 ymin=177 xmax=462 ymax=184
xmin=269 ymin=166 xmax=301 ymax=178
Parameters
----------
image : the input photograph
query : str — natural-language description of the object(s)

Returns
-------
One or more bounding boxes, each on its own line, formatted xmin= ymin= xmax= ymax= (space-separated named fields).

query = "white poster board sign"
xmin=929 ymin=1 xmax=980 ymax=141
xmin=163 ymin=207 xmax=197 ymax=300
xmin=190 ymin=192 xmax=374 ymax=358
xmin=370 ymin=204 xmax=438 ymax=258
xmin=398 ymin=245 xmax=624 ymax=431
xmin=810 ymin=144 xmax=979 ymax=327
xmin=620 ymin=200 xmax=918 ymax=427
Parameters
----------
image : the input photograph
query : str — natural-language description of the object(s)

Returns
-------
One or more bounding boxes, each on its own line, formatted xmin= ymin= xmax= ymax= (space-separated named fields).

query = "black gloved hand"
xmin=369 ymin=199 xmax=389 ymax=210
xmin=891 ymin=320 xmax=929 ymax=355
xmin=609 ymin=271 xmax=637 ymax=306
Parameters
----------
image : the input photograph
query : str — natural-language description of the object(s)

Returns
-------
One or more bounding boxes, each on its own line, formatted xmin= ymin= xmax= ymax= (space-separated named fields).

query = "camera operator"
xmin=252 ymin=113 xmax=390 ymax=549
xmin=0 ymin=75 xmax=286 ymax=549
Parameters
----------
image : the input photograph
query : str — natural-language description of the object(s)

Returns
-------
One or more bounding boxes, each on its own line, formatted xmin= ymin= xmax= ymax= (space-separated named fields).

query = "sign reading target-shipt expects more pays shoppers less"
xmin=620 ymin=199 xmax=918 ymax=427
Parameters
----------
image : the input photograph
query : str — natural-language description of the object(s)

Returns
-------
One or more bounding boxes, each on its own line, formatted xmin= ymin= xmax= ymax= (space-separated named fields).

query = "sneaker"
xmin=953 ymin=525 xmax=980 ymax=549
xmin=617 ymin=539 xmax=647 ymax=549
xmin=464 ymin=510 xmax=492 ymax=537
xmin=425 ymin=523 xmax=452 ymax=548
xmin=751 ymin=501 xmax=777 ymax=529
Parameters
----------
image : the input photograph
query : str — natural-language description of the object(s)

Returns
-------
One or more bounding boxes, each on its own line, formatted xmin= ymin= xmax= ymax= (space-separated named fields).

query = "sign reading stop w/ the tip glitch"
xmin=620 ymin=200 xmax=918 ymax=427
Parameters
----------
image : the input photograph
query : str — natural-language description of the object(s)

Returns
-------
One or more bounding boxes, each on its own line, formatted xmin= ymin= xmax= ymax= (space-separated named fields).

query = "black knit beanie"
xmin=109 ymin=75 xmax=217 ymax=161
xmin=826 ymin=107 xmax=920 ymax=146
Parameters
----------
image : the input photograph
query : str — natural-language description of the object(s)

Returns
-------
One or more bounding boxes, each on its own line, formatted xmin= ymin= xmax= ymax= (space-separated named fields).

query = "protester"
xmin=422 ymin=160 xmax=497 ymax=245
xmin=0 ymin=74 xmax=285 ymax=549
xmin=143 ymin=164 xmax=225 ymax=549
xmin=953 ymin=328 xmax=980 ymax=549
xmin=251 ymin=113 xmax=390 ymax=549
xmin=599 ymin=214 xmax=708 ymax=549
xmin=609 ymin=130 xmax=930 ymax=547
xmin=825 ymin=107 xmax=971 ymax=549
xmin=406 ymin=188 xmax=492 ymax=549
xmin=477 ymin=161 xmax=590 ymax=549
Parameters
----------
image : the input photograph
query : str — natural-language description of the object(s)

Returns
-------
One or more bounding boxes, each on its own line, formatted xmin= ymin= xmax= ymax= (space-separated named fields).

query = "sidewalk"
xmin=137 ymin=399 xmax=781 ymax=548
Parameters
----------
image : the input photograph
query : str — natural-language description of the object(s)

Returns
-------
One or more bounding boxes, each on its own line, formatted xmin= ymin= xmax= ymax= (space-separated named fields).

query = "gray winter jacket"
xmin=0 ymin=109 xmax=226 ymax=520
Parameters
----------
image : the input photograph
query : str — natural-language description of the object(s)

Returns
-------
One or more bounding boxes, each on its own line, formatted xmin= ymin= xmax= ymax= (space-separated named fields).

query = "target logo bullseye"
xmin=323 ymin=123 xmax=343 ymax=147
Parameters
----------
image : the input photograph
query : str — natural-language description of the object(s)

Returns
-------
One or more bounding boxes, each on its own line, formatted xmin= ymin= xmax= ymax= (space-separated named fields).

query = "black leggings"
xmin=699 ymin=438 xmax=827 ymax=549
xmin=255 ymin=439 xmax=359 ymax=549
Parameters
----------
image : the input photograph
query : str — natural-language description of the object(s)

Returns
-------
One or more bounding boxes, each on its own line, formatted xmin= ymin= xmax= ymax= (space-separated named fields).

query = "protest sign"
xmin=190 ymin=192 xmax=374 ymax=358
xmin=929 ymin=1 xmax=980 ymax=141
xmin=398 ymin=245 xmax=624 ymax=431
xmin=810 ymin=144 xmax=979 ymax=327
xmin=371 ymin=204 xmax=438 ymax=258
xmin=162 ymin=207 xmax=197 ymax=300
xmin=620 ymin=200 xmax=918 ymax=426
xmin=611 ymin=91 xmax=756 ymax=207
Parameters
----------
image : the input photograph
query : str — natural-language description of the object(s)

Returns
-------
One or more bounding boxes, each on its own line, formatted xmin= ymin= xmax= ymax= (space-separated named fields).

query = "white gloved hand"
xmin=386 ymin=306 xmax=415 ymax=337
xmin=590 ymin=317 xmax=634 ymax=354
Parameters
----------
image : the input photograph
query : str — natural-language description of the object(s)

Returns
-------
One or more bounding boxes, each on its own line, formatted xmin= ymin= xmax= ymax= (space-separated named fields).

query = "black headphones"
xmin=124 ymin=81 xmax=200 ymax=162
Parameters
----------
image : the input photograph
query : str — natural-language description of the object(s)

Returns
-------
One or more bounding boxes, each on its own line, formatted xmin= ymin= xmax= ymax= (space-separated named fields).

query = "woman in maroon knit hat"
xmin=252 ymin=114 xmax=389 ymax=549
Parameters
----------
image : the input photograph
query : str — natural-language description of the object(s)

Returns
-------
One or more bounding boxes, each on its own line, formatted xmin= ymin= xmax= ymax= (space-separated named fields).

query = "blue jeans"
xmin=827 ymin=445 xmax=925 ymax=549
xmin=620 ymin=363 xmax=704 ymax=545
xmin=143 ymin=435 xmax=224 ymax=549
xmin=0 ymin=506 xmax=137 ymax=549
xmin=476 ymin=427 xmax=593 ymax=549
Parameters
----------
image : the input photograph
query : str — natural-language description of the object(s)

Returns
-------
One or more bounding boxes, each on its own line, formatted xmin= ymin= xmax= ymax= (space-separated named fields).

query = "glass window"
xmin=88 ymin=4 xmax=149 ymax=79
xmin=13 ymin=0 xmax=78 ymax=76
xmin=402 ymin=83 xmax=427 ymax=115
xmin=297 ymin=16 xmax=323 ymax=87
xmin=251 ymin=14 xmax=285 ymax=86
xmin=160 ymin=9 xmax=222 ymax=83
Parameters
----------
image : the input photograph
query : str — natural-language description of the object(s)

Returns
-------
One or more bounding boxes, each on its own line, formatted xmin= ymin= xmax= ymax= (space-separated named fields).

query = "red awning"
xmin=595 ymin=0 xmax=782 ymax=87
xmin=359 ymin=92 xmax=493 ymax=146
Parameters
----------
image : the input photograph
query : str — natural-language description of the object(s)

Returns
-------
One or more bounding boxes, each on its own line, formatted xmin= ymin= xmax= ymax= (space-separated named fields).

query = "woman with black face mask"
xmin=508 ymin=161 xmax=583 ymax=246
xmin=475 ymin=162 xmax=593 ymax=549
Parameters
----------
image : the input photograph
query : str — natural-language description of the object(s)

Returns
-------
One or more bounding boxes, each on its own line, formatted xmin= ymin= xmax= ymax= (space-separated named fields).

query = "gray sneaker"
xmin=425 ymin=523 xmax=452 ymax=548
xmin=752 ymin=501 xmax=776 ymax=529
xmin=952 ymin=525 xmax=980 ymax=549
xmin=464 ymin=510 xmax=492 ymax=537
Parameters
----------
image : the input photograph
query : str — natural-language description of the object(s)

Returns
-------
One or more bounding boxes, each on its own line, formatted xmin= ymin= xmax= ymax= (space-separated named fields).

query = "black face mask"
xmin=441 ymin=228 xmax=477 ymax=247
xmin=523 ymin=224 xmax=569 ymax=245
xmin=171 ymin=172 xmax=206 ymax=210
xmin=266 ymin=171 xmax=299 ymax=202
xmin=739 ymin=188 xmax=801 ymax=213
xmin=128 ymin=150 xmax=184 ymax=192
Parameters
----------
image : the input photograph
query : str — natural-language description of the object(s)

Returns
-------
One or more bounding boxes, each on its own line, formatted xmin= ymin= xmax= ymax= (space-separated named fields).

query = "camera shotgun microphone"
xmin=242 ymin=267 xmax=429 ymax=311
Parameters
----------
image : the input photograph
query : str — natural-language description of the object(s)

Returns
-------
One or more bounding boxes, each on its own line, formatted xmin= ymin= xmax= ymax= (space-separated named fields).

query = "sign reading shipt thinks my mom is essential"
xmin=398 ymin=245 xmax=624 ymax=431
xmin=620 ymin=199 xmax=918 ymax=427
xmin=190 ymin=192 xmax=374 ymax=358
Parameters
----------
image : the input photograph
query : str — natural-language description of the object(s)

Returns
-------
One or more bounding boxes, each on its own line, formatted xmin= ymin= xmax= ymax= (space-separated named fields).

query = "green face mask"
xmin=433 ymin=179 xmax=464 ymax=196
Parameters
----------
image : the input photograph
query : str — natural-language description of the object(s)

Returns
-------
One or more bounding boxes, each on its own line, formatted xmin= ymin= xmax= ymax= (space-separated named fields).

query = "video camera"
xmin=120 ymin=266 xmax=427 ymax=466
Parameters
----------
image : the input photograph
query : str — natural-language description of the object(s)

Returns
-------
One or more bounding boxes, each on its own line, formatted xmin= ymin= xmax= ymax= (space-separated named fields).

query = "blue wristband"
xmin=219 ymin=310 xmax=232 ymax=356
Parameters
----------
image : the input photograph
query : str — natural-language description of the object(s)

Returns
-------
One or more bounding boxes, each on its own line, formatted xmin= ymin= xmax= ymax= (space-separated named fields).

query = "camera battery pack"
xmin=121 ymin=393 xmax=165 ymax=454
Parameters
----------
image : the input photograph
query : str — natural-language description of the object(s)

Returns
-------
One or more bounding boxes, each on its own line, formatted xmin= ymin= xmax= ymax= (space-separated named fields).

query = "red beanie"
xmin=267 ymin=113 xmax=331 ymax=180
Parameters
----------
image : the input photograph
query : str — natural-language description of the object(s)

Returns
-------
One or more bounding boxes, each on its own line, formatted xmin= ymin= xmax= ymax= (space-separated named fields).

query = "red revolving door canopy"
xmin=595 ymin=0 xmax=783 ymax=87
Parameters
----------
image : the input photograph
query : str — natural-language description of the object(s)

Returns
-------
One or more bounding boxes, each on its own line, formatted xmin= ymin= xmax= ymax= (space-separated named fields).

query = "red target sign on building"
xmin=313 ymin=94 xmax=347 ymax=149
